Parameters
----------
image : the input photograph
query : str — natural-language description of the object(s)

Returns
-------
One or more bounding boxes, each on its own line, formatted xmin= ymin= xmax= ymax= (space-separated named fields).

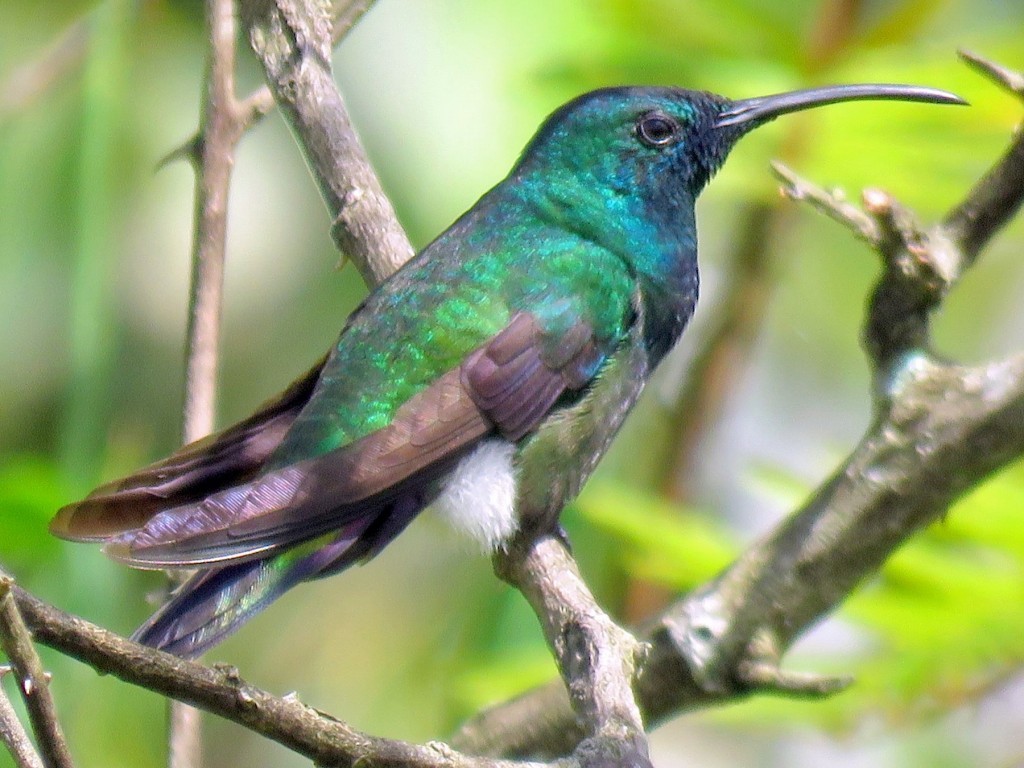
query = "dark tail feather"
xmin=51 ymin=354 xmax=326 ymax=542
xmin=133 ymin=495 xmax=424 ymax=658
xmin=132 ymin=561 xmax=290 ymax=658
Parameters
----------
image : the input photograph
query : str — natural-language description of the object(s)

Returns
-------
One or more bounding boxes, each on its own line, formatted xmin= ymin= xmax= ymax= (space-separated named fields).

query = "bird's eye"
xmin=636 ymin=113 xmax=678 ymax=147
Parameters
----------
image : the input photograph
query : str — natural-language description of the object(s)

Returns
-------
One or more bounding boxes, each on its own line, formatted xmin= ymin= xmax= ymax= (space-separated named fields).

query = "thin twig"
xmin=237 ymin=3 xmax=654 ymax=763
xmin=181 ymin=0 xmax=245 ymax=444
xmin=164 ymin=0 xmax=402 ymax=468
xmin=0 ymin=667 xmax=44 ymax=768
xmin=0 ymin=579 xmax=73 ymax=768
xmin=959 ymin=49 xmax=1024 ymax=97
xmin=771 ymin=161 xmax=880 ymax=244
xmin=172 ymin=0 xmax=250 ymax=762
xmin=941 ymin=51 xmax=1024 ymax=264
xmin=166 ymin=2 xmax=376 ymax=169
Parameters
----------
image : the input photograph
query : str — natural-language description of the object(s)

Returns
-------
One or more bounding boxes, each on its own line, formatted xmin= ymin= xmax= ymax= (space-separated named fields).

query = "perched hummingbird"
xmin=51 ymin=83 xmax=962 ymax=658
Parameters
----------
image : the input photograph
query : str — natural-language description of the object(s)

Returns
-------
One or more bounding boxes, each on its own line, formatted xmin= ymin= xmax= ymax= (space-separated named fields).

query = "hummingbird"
xmin=51 ymin=82 xmax=963 ymax=659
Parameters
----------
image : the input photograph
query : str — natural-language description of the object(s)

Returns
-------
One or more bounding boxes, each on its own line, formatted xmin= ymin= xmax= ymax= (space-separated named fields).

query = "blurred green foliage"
xmin=1 ymin=1 xmax=1023 ymax=767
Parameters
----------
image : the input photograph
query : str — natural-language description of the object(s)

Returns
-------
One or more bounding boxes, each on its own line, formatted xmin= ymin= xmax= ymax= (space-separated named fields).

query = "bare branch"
xmin=0 ymin=578 xmax=74 ymax=768
xmin=330 ymin=0 xmax=377 ymax=41
xmin=959 ymin=49 xmax=1024 ymax=97
xmin=181 ymin=0 xmax=246 ymax=443
xmin=771 ymin=161 xmax=880 ymax=245
xmin=941 ymin=52 xmax=1024 ymax=263
xmin=15 ymin=13 xmax=1021 ymax=767
xmin=733 ymin=630 xmax=852 ymax=698
xmin=4 ymin=575 xmax=547 ymax=768
xmin=164 ymin=3 xmax=375 ymax=177
xmin=172 ymin=0 xmax=255 ymax=762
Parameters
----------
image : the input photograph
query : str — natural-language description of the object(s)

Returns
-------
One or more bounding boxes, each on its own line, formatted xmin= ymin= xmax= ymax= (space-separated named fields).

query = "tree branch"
xmin=4 ymin=574 xmax=547 ymax=768
xmin=942 ymin=50 xmax=1024 ymax=263
xmin=173 ymin=1 xmax=256 ymax=763
xmin=236 ymin=2 xmax=656 ymax=762
xmin=181 ymin=0 xmax=246 ymax=441
xmin=0 ymin=578 xmax=74 ymax=768
xmin=165 ymin=2 xmax=402 ymax=762
xmin=15 ymin=11 xmax=1024 ymax=768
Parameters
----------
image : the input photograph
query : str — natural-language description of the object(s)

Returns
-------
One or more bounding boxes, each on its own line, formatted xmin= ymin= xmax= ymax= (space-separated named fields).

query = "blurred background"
xmin=1 ymin=1 xmax=1023 ymax=766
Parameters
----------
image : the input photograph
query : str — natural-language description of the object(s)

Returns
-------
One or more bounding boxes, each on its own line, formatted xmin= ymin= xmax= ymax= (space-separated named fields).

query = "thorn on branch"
xmin=736 ymin=629 xmax=852 ymax=698
xmin=157 ymin=134 xmax=203 ymax=172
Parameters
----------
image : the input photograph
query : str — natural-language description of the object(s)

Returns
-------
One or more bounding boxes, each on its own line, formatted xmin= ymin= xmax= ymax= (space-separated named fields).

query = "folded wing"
xmin=54 ymin=311 xmax=610 ymax=569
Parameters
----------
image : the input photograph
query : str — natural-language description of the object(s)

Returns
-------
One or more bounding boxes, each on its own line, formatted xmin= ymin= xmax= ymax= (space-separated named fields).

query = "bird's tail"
xmin=132 ymin=495 xmax=423 ymax=658
xmin=133 ymin=560 xmax=292 ymax=658
xmin=132 ymin=524 xmax=368 ymax=657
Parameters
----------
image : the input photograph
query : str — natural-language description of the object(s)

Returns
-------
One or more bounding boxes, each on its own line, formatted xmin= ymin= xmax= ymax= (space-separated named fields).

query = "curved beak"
xmin=716 ymin=83 xmax=966 ymax=130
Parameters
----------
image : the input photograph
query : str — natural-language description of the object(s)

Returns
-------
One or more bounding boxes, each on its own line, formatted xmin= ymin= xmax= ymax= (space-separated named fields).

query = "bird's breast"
xmin=513 ymin=320 xmax=651 ymax=532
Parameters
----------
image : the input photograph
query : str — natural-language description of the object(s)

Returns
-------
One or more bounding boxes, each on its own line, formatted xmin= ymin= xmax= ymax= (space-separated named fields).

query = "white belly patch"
xmin=432 ymin=439 xmax=518 ymax=552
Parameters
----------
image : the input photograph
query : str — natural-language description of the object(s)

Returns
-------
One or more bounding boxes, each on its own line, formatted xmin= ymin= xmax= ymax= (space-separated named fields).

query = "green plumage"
xmin=275 ymin=220 xmax=637 ymax=465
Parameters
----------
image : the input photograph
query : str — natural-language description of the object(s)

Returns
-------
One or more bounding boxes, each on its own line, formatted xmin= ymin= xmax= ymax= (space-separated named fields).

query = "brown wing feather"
xmin=50 ymin=354 xmax=327 ymax=541
xmin=461 ymin=311 xmax=601 ymax=440
xmin=79 ymin=312 xmax=608 ymax=567
xmin=104 ymin=365 xmax=494 ymax=566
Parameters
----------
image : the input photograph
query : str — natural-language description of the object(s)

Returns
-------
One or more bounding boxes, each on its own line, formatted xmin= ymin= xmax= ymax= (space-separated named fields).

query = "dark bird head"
xmin=511 ymin=82 xmax=964 ymax=212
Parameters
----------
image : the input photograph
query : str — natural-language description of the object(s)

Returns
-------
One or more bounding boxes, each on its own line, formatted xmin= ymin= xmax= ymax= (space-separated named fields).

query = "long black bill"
xmin=716 ymin=84 xmax=966 ymax=129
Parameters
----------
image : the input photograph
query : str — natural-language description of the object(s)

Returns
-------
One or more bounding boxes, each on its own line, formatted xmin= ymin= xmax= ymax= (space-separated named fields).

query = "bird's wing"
xmin=95 ymin=309 xmax=613 ymax=568
xmin=50 ymin=355 xmax=328 ymax=541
